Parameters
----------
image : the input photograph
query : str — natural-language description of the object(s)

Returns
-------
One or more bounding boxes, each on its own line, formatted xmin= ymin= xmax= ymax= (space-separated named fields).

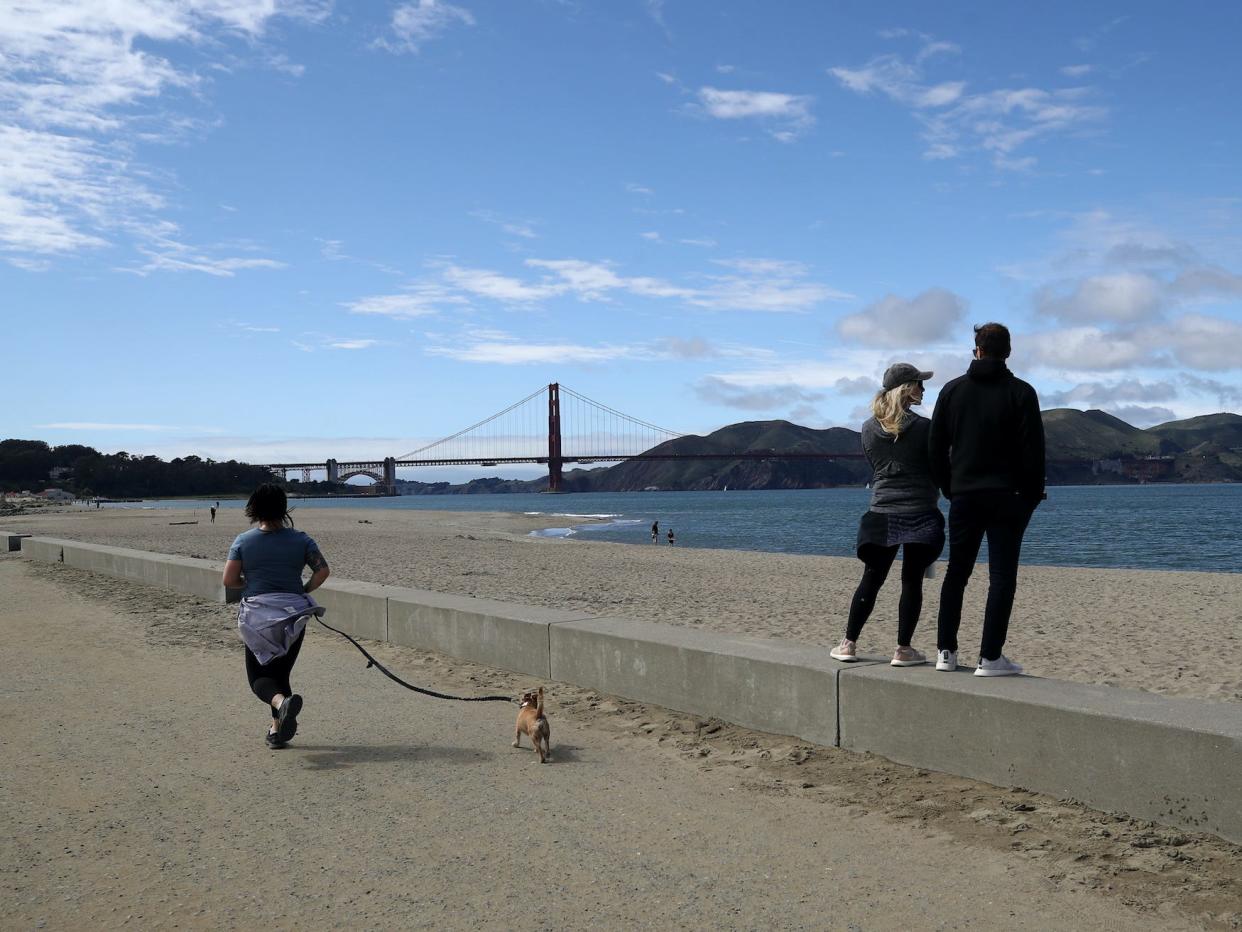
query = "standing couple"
xmin=830 ymin=322 xmax=1046 ymax=676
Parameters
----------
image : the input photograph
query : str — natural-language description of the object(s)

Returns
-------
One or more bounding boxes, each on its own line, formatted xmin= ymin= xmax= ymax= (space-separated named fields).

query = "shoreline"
xmin=6 ymin=505 xmax=1240 ymax=704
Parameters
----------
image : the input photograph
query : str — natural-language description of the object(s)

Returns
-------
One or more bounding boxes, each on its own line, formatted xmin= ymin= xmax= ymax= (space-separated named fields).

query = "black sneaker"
xmin=276 ymin=694 xmax=303 ymax=743
xmin=265 ymin=729 xmax=286 ymax=749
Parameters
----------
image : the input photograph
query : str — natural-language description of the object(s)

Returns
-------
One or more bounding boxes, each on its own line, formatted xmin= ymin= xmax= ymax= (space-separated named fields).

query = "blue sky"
xmin=4 ymin=1 xmax=1242 ymax=481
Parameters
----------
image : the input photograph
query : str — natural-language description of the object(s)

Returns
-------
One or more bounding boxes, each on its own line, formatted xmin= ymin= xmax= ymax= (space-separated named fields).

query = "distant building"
xmin=40 ymin=488 xmax=74 ymax=502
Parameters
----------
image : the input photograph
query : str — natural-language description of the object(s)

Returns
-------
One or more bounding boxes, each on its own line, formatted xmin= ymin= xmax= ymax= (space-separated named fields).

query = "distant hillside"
xmin=1147 ymin=413 xmax=1242 ymax=453
xmin=350 ymin=409 xmax=1242 ymax=495
xmin=1042 ymin=409 xmax=1163 ymax=459
xmin=581 ymin=420 xmax=870 ymax=492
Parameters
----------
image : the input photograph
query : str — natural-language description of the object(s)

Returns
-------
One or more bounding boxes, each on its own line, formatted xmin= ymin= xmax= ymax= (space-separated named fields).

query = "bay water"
xmin=127 ymin=484 xmax=1242 ymax=574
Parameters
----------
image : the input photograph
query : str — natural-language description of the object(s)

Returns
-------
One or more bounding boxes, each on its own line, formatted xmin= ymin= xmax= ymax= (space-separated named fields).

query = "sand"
xmin=8 ymin=504 xmax=1241 ymax=703
xmin=3 ymin=554 xmax=1240 ymax=928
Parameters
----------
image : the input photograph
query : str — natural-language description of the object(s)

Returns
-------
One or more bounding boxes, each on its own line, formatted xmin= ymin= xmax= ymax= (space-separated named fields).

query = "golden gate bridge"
xmin=259 ymin=383 xmax=865 ymax=493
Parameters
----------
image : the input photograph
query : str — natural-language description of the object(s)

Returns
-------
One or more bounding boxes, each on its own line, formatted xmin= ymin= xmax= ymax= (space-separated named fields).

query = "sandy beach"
xmin=7 ymin=503 xmax=1242 ymax=703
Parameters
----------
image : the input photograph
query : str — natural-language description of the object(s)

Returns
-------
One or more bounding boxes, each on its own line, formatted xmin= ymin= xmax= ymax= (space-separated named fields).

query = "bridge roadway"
xmin=1 ymin=557 xmax=1190 ymax=930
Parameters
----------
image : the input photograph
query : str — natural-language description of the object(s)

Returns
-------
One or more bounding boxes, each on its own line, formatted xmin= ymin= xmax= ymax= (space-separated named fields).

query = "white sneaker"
xmin=974 ymin=655 xmax=1023 ymax=677
xmin=935 ymin=649 xmax=957 ymax=672
xmin=829 ymin=638 xmax=858 ymax=662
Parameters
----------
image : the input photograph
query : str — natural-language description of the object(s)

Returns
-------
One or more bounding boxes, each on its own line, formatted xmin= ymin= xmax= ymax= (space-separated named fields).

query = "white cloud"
xmin=696 ymin=86 xmax=815 ymax=141
xmin=1036 ymin=273 xmax=1164 ymax=323
xmin=837 ymin=287 xmax=968 ymax=347
xmin=640 ymin=231 xmax=662 ymax=241
xmin=124 ymin=241 xmax=285 ymax=277
xmin=0 ymin=1 xmax=318 ymax=263
xmin=679 ymin=237 xmax=717 ymax=248
xmin=626 ymin=182 xmax=654 ymax=195
xmin=831 ymin=44 xmax=1105 ymax=168
xmin=1060 ymin=64 xmax=1094 ymax=77
xmin=326 ymin=339 xmax=382 ymax=350
xmin=382 ymin=255 xmax=846 ymax=315
xmin=1041 ymin=379 xmax=1179 ymax=407
xmin=694 ymin=376 xmax=825 ymax=412
xmin=428 ymin=340 xmax=638 ymax=365
xmin=344 ymin=285 xmax=468 ymax=318
xmin=1024 ymin=326 xmax=1152 ymax=372
xmin=470 ymin=209 xmax=537 ymax=239
xmin=1103 ymin=405 xmax=1177 ymax=427
xmin=380 ymin=0 xmax=475 ymax=53
xmin=1025 ymin=315 xmax=1242 ymax=373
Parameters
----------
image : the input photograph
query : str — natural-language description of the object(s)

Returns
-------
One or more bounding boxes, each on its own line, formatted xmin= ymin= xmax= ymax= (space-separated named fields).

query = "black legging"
xmin=846 ymin=543 xmax=940 ymax=647
xmin=244 ymin=630 xmax=305 ymax=711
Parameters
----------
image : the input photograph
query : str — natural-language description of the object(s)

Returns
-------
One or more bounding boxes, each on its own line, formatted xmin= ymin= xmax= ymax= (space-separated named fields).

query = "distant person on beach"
xmin=651 ymin=520 xmax=659 ymax=542
xmin=929 ymin=322 xmax=1045 ymax=677
xmin=831 ymin=363 xmax=944 ymax=667
xmin=667 ymin=529 xmax=676 ymax=545
xmin=222 ymin=483 xmax=330 ymax=749
xmin=210 ymin=506 xmax=216 ymax=523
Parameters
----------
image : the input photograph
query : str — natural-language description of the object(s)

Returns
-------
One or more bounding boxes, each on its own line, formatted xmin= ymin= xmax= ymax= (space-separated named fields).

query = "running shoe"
xmin=935 ymin=649 xmax=957 ymax=672
xmin=891 ymin=646 xmax=927 ymax=667
xmin=829 ymin=639 xmax=858 ymax=662
xmin=974 ymin=655 xmax=1024 ymax=677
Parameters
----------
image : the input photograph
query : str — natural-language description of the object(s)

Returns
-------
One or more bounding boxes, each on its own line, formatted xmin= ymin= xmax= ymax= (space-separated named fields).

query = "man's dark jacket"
xmin=928 ymin=357 xmax=1046 ymax=501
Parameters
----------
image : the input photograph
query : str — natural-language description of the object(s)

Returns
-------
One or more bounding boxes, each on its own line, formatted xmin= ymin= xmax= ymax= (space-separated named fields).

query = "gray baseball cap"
xmin=882 ymin=362 xmax=933 ymax=391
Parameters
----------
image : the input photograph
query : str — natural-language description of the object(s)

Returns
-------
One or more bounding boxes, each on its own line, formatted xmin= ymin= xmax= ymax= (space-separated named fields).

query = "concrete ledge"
xmin=387 ymin=588 xmax=593 ymax=678
xmin=313 ymin=580 xmax=388 ymax=642
xmin=2 ymin=531 xmax=31 ymax=552
xmin=550 ymin=617 xmax=841 ymax=748
xmin=20 ymin=536 xmax=67 ymax=562
xmin=54 ymin=540 xmax=226 ymax=603
xmin=839 ymin=664 xmax=1242 ymax=845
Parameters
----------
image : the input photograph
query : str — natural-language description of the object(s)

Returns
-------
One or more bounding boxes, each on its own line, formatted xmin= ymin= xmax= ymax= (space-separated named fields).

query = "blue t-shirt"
xmin=227 ymin=528 xmax=322 ymax=598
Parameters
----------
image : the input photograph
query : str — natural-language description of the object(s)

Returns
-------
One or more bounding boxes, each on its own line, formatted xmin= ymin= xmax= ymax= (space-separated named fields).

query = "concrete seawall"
xmin=17 ymin=534 xmax=1242 ymax=844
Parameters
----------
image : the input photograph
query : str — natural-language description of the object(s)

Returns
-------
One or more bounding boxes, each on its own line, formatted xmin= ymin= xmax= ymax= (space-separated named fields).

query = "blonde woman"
xmin=831 ymin=363 xmax=944 ymax=666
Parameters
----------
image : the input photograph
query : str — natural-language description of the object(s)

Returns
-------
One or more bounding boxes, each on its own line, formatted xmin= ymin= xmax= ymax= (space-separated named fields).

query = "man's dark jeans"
xmin=936 ymin=490 xmax=1036 ymax=661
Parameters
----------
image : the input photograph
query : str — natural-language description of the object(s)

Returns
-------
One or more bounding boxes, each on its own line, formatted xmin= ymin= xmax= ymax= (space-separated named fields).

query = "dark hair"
xmin=244 ymin=483 xmax=293 ymax=526
xmin=973 ymin=321 xmax=1011 ymax=359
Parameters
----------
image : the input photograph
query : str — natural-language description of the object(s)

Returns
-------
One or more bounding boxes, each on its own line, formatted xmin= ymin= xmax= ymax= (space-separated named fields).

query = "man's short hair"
xmin=973 ymin=322 xmax=1011 ymax=359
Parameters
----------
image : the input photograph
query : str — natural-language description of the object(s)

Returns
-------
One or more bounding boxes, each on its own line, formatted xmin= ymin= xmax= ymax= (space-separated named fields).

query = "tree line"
xmin=0 ymin=439 xmax=277 ymax=498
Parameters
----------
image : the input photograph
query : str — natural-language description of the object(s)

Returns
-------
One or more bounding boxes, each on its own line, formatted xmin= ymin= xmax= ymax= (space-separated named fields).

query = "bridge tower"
xmin=547 ymin=382 xmax=563 ymax=493
xmin=326 ymin=459 xmax=339 ymax=483
xmin=382 ymin=457 xmax=397 ymax=495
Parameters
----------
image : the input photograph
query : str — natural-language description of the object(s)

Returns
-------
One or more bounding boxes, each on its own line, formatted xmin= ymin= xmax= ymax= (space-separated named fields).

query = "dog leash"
xmin=314 ymin=616 xmax=515 ymax=703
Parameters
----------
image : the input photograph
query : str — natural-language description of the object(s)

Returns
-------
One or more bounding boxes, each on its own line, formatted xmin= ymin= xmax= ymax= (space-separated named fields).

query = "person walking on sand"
xmin=667 ymin=528 xmax=676 ymax=545
xmin=210 ymin=506 xmax=216 ymax=523
xmin=222 ymin=483 xmax=330 ymax=748
xmin=929 ymin=322 xmax=1045 ymax=677
xmin=651 ymin=520 xmax=659 ymax=543
xmin=831 ymin=363 xmax=944 ymax=667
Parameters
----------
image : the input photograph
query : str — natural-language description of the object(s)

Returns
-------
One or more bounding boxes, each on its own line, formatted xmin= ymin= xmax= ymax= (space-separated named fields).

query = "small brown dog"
xmin=513 ymin=687 xmax=551 ymax=763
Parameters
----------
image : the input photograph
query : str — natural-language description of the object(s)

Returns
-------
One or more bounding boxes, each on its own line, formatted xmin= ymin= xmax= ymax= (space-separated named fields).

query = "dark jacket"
xmin=861 ymin=414 xmax=940 ymax=514
xmin=929 ymin=358 xmax=1045 ymax=501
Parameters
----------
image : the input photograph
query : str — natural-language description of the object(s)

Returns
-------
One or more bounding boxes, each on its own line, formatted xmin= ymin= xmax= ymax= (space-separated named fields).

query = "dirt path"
xmin=2 ymin=555 xmax=1239 ymax=929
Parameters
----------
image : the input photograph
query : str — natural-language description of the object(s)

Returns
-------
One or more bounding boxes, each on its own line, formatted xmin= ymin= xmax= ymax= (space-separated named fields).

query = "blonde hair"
xmin=870 ymin=382 xmax=921 ymax=436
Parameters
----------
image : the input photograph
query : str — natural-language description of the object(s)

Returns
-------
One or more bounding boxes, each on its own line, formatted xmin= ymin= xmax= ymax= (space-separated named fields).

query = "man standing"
xmin=929 ymin=322 xmax=1045 ymax=677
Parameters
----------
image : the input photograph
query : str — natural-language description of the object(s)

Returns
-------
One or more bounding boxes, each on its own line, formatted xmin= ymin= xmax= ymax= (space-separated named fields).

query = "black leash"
xmin=314 ymin=616 xmax=515 ymax=703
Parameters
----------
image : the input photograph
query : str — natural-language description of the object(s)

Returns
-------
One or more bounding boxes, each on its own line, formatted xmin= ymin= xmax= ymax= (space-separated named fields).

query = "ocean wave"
xmin=529 ymin=527 xmax=575 ymax=538
xmin=553 ymin=513 xmax=621 ymax=519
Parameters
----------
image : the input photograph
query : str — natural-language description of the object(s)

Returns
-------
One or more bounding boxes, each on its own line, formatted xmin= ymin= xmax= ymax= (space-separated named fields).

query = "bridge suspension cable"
xmin=395 ymin=384 xmax=548 ymax=460
xmin=394 ymin=383 xmax=683 ymax=464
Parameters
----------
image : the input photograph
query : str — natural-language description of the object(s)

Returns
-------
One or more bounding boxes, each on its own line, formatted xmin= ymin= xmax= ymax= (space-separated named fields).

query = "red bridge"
xmin=259 ymin=382 xmax=865 ymax=493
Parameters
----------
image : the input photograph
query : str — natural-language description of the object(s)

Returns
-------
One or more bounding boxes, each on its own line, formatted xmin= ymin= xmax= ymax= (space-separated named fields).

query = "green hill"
xmin=1042 ymin=408 xmax=1163 ymax=459
xmin=581 ymin=420 xmax=870 ymax=491
xmin=1147 ymin=413 xmax=1242 ymax=451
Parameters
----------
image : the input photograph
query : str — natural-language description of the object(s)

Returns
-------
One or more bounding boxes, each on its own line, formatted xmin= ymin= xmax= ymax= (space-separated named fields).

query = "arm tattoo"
xmin=307 ymin=550 xmax=328 ymax=572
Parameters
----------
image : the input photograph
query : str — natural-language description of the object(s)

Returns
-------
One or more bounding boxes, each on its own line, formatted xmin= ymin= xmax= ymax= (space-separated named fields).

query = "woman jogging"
xmin=223 ymin=483 xmax=330 ymax=748
xmin=831 ymin=363 xmax=944 ymax=667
